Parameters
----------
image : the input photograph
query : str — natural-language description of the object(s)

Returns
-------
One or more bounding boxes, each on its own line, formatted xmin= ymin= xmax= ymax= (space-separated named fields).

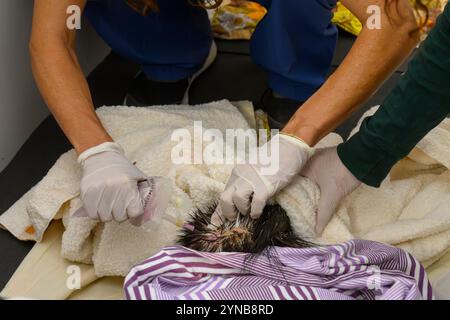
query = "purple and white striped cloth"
xmin=124 ymin=240 xmax=433 ymax=300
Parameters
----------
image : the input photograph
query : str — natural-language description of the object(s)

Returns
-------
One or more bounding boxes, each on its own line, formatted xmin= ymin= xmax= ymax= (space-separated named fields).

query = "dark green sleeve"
xmin=337 ymin=3 xmax=450 ymax=187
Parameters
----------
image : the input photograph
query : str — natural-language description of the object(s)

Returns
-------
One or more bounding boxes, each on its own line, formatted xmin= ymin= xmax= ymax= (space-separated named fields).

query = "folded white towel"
xmin=1 ymin=102 xmax=449 ymax=277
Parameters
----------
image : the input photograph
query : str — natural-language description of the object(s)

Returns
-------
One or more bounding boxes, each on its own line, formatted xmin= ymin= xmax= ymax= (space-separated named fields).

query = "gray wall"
xmin=0 ymin=0 xmax=109 ymax=172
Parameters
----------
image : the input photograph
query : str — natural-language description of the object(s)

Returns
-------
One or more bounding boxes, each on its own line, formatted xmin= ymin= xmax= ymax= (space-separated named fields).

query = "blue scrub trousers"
xmin=85 ymin=0 xmax=338 ymax=101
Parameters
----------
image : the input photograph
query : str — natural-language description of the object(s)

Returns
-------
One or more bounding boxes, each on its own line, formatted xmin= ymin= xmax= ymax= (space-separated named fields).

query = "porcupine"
xmin=178 ymin=204 xmax=315 ymax=253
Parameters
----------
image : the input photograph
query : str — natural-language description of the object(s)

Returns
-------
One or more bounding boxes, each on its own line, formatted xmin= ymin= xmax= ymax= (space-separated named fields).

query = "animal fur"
xmin=178 ymin=204 xmax=314 ymax=253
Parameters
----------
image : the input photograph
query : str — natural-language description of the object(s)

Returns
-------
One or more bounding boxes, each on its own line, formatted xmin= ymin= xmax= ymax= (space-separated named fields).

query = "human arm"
xmin=303 ymin=2 xmax=450 ymax=234
xmin=30 ymin=1 xmax=149 ymax=222
xmin=30 ymin=0 xmax=112 ymax=154
xmin=214 ymin=0 xmax=421 ymax=223
xmin=283 ymin=0 xmax=420 ymax=146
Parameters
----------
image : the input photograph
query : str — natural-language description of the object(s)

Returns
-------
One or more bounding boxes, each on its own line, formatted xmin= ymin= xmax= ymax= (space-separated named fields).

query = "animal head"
xmin=178 ymin=204 xmax=313 ymax=253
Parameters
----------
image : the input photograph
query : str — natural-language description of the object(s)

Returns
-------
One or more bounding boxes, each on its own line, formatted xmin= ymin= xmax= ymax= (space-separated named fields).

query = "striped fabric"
xmin=124 ymin=240 xmax=433 ymax=300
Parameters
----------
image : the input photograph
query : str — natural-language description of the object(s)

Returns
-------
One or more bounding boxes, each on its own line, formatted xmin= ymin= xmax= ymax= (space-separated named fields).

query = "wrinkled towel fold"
xmin=124 ymin=240 xmax=433 ymax=300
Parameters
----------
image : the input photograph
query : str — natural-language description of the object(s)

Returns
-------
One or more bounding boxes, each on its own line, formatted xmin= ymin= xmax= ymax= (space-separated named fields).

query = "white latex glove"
xmin=212 ymin=133 xmax=314 ymax=225
xmin=300 ymin=147 xmax=361 ymax=235
xmin=78 ymin=142 xmax=148 ymax=223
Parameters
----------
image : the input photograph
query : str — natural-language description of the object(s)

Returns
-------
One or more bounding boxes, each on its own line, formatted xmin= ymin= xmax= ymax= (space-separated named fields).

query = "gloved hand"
xmin=78 ymin=142 xmax=148 ymax=223
xmin=300 ymin=147 xmax=361 ymax=235
xmin=212 ymin=133 xmax=314 ymax=225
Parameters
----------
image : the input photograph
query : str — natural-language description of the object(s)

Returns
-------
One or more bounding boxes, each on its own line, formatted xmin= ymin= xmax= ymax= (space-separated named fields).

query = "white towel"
xmin=1 ymin=102 xmax=449 ymax=277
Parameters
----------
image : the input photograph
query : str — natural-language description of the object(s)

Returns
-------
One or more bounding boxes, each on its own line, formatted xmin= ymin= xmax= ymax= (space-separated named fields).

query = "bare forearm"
xmin=283 ymin=0 xmax=419 ymax=146
xmin=30 ymin=43 xmax=112 ymax=154
xmin=30 ymin=0 xmax=111 ymax=154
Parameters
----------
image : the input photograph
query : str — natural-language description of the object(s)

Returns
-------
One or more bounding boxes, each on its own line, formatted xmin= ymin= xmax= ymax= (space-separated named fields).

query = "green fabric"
xmin=338 ymin=3 xmax=450 ymax=187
